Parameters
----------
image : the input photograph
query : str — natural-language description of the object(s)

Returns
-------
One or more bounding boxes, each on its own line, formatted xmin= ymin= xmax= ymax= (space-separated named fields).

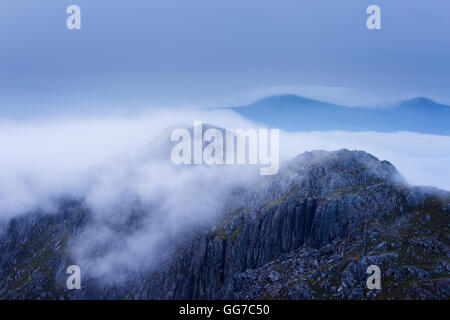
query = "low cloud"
xmin=0 ymin=108 xmax=449 ymax=280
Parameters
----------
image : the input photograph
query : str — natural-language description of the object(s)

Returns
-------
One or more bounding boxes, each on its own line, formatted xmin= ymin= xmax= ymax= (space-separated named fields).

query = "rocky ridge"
xmin=0 ymin=149 xmax=448 ymax=299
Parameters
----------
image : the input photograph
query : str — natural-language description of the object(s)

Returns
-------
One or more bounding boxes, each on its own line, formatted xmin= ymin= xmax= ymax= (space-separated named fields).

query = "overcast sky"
xmin=1 ymin=0 xmax=449 ymax=115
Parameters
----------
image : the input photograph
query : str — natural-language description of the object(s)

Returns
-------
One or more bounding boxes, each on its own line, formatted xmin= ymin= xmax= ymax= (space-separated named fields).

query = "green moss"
xmin=214 ymin=222 xmax=244 ymax=243
xmin=326 ymin=180 xmax=385 ymax=198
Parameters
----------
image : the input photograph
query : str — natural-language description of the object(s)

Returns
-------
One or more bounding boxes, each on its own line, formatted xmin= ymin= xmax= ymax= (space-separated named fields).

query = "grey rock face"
xmin=0 ymin=149 xmax=448 ymax=300
xmin=0 ymin=199 xmax=88 ymax=299
xmin=128 ymin=149 xmax=449 ymax=299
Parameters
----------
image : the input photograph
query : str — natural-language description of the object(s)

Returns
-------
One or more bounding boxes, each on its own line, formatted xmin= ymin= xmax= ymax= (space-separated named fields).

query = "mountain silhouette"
xmin=231 ymin=95 xmax=450 ymax=135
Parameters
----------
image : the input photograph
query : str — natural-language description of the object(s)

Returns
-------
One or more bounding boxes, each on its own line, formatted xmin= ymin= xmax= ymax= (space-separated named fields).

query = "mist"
xmin=0 ymin=108 xmax=449 ymax=281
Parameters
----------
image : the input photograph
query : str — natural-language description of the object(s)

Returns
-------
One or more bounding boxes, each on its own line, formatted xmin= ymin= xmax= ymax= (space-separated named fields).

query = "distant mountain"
xmin=231 ymin=95 xmax=450 ymax=135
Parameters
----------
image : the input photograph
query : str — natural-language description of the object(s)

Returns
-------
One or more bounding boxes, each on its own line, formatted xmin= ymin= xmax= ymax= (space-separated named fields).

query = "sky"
xmin=1 ymin=0 xmax=450 ymax=116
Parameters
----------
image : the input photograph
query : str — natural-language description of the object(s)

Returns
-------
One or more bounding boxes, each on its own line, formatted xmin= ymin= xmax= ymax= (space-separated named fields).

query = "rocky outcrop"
xmin=0 ymin=149 xmax=448 ymax=299
xmin=130 ymin=149 xmax=449 ymax=299
xmin=0 ymin=199 xmax=87 ymax=299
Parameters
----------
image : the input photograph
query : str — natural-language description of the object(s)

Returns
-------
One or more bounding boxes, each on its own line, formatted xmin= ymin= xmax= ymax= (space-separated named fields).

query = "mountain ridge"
xmin=230 ymin=95 xmax=450 ymax=135
xmin=0 ymin=149 xmax=448 ymax=299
